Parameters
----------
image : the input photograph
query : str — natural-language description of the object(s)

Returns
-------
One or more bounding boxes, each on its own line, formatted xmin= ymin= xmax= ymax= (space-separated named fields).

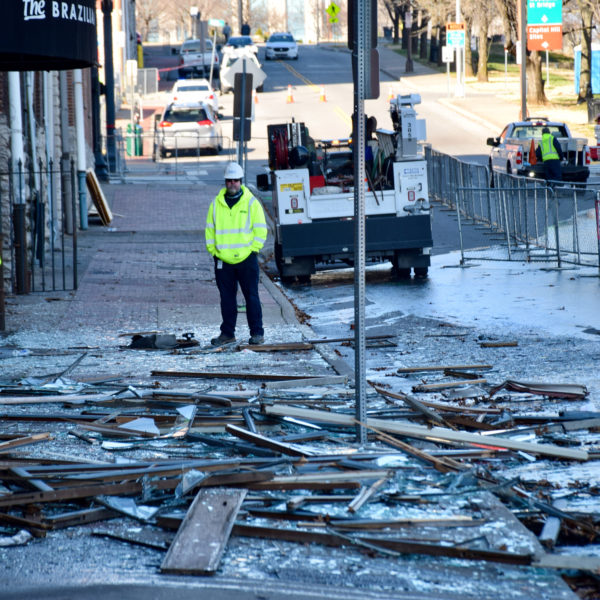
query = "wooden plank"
xmin=371 ymin=385 xmax=453 ymax=428
xmin=374 ymin=433 xmax=466 ymax=473
xmin=412 ymin=379 xmax=487 ymax=392
xmin=151 ymin=370 xmax=323 ymax=382
xmin=479 ymin=341 xmax=518 ymax=347
xmin=161 ymin=487 xmax=246 ymax=574
xmin=263 ymin=375 xmax=348 ymax=390
xmin=261 ymin=405 xmax=589 ymax=461
xmin=0 ymin=433 xmax=52 ymax=453
xmin=397 ymin=364 xmax=492 ymax=373
xmin=86 ymin=168 xmax=113 ymax=225
xmin=539 ymin=499 xmax=567 ymax=549
xmin=225 ymin=424 xmax=314 ymax=457
xmin=534 ymin=553 xmax=600 ymax=572
xmin=237 ymin=342 xmax=314 ymax=352
xmin=231 ymin=523 xmax=534 ymax=566
xmin=372 ymin=386 xmax=501 ymax=415
xmin=348 ymin=477 xmax=387 ymax=513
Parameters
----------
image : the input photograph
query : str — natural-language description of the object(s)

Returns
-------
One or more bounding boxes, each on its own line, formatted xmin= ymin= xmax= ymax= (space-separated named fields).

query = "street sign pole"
xmin=353 ymin=0 xmax=367 ymax=444
xmin=455 ymin=0 xmax=463 ymax=97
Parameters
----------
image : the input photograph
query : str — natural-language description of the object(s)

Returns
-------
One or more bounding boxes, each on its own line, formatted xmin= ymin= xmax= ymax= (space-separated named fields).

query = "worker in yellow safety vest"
xmin=536 ymin=126 xmax=564 ymax=182
xmin=205 ymin=162 xmax=267 ymax=346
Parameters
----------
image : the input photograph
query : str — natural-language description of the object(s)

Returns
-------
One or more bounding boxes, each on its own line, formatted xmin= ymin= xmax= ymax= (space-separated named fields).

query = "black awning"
xmin=0 ymin=0 xmax=97 ymax=71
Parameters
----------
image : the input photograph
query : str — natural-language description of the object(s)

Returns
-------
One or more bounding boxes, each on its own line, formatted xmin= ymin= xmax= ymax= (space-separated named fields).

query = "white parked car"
xmin=156 ymin=101 xmax=223 ymax=158
xmin=169 ymin=78 xmax=220 ymax=114
xmin=265 ymin=32 xmax=298 ymax=60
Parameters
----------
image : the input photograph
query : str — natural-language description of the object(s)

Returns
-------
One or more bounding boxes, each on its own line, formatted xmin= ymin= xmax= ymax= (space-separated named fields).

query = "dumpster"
xmin=126 ymin=122 xmax=143 ymax=156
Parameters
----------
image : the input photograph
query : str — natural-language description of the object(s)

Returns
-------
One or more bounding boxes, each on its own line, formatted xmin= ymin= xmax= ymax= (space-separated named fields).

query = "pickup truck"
xmin=178 ymin=38 xmax=220 ymax=79
xmin=487 ymin=118 xmax=590 ymax=183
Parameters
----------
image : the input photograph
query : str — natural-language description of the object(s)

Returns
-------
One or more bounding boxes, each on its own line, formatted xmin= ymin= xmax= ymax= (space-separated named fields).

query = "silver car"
xmin=157 ymin=101 xmax=223 ymax=158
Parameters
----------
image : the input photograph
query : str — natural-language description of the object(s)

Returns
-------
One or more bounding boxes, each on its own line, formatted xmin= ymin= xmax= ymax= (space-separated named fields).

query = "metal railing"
xmin=1 ymin=159 xmax=79 ymax=298
xmin=102 ymin=129 xmax=236 ymax=181
xmin=425 ymin=146 xmax=600 ymax=271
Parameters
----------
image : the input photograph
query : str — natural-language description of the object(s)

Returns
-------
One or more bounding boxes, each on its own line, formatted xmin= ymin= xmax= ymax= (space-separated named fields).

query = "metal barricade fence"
xmin=425 ymin=146 xmax=600 ymax=270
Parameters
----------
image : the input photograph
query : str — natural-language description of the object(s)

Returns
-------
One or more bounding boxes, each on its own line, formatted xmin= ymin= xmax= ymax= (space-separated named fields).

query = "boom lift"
xmin=262 ymin=94 xmax=433 ymax=283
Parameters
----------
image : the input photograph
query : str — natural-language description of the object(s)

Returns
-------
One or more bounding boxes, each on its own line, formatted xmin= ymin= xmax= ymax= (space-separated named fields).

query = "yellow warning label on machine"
xmin=280 ymin=183 xmax=303 ymax=192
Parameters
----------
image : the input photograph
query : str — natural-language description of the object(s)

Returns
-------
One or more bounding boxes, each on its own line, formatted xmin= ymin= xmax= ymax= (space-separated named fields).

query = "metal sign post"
xmin=351 ymin=1 xmax=367 ymax=445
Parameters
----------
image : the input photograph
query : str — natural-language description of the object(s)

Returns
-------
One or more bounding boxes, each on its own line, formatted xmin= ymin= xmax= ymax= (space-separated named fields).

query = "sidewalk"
xmin=1 ymin=179 xmax=341 ymax=385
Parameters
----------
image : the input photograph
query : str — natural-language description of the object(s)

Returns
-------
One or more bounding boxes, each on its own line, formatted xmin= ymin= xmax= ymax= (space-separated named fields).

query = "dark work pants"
xmin=543 ymin=159 xmax=562 ymax=182
xmin=215 ymin=253 xmax=263 ymax=339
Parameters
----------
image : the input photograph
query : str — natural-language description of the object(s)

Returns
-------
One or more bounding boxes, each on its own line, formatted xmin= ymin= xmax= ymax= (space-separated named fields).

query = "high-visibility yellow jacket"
xmin=205 ymin=185 xmax=267 ymax=264
xmin=540 ymin=133 xmax=559 ymax=161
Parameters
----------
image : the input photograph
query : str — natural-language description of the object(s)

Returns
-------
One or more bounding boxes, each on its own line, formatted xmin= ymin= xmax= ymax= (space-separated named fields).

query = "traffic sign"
xmin=527 ymin=23 xmax=563 ymax=51
xmin=208 ymin=18 xmax=225 ymax=27
xmin=527 ymin=0 xmax=562 ymax=25
xmin=446 ymin=22 xmax=465 ymax=48
xmin=326 ymin=2 xmax=340 ymax=21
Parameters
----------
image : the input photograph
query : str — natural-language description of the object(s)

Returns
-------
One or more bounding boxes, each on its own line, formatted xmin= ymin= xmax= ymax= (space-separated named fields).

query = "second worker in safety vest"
xmin=205 ymin=162 xmax=268 ymax=346
xmin=536 ymin=126 xmax=565 ymax=182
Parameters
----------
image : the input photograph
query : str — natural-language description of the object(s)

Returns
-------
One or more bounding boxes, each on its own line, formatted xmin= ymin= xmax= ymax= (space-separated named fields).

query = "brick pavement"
xmin=1 ymin=178 xmax=337 ymax=383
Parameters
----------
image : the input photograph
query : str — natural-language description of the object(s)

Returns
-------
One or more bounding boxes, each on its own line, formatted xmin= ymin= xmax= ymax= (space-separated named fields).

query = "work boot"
xmin=210 ymin=334 xmax=236 ymax=347
xmin=248 ymin=335 xmax=264 ymax=345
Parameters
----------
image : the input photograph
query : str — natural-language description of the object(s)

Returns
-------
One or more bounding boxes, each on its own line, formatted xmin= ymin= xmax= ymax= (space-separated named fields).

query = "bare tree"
xmin=136 ymin=0 xmax=170 ymax=41
xmin=383 ymin=0 xmax=409 ymax=45
xmin=576 ymin=0 xmax=594 ymax=102
xmin=494 ymin=0 xmax=547 ymax=104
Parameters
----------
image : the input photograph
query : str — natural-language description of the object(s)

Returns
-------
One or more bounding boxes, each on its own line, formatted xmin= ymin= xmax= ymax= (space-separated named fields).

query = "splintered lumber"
xmin=161 ymin=487 xmax=246 ymax=574
xmin=348 ymin=478 xmax=388 ymax=513
xmin=397 ymin=364 xmax=492 ymax=373
xmin=539 ymin=499 xmax=567 ymax=550
xmin=151 ymin=370 xmax=323 ymax=382
xmin=373 ymin=432 xmax=466 ymax=473
xmin=371 ymin=385 xmax=453 ymax=428
xmin=489 ymin=380 xmax=588 ymax=400
xmin=412 ymin=379 xmax=487 ymax=392
xmin=479 ymin=341 xmax=518 ymax=347
xmin=0 ymin=433 xmax=52 ymax=453
xmin=225 ymin=424 xmax=315 ymax=457
xmin=261 ymin=405 xmax=589 ymax=461
xmin=373 ymin=386 xmax=501 ymax=415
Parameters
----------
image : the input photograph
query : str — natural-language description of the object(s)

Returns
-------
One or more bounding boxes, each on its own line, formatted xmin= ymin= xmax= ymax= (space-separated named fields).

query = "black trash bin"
xmin=383 ymin=27 xmax=392 ymax=40
xmin=586 ymin=97 xmax=600 ymax=123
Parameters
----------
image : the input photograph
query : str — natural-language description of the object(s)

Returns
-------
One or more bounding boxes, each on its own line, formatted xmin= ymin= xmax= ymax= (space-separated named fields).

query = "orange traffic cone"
xmin=529 ymin=138 xmax=537 ymax=165
xmin=286 ymin=84 xmax=294 ymax=104
xmin=319 ymin=85 xmax=327 ymax=102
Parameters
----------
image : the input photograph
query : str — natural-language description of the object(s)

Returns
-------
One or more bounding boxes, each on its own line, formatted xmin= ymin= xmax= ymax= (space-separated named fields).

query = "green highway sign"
xmin=527 ymin=0 xmax=562 ymax=25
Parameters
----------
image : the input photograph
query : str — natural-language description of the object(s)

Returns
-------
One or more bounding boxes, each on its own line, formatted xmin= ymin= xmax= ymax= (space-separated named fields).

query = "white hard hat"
xmin=224 ymin=162 xmax=244 ymax=179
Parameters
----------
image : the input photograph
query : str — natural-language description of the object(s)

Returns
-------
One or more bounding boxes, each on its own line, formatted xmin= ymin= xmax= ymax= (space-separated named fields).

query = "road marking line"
xmin=280 ymin=62 xmax=351 ymax=127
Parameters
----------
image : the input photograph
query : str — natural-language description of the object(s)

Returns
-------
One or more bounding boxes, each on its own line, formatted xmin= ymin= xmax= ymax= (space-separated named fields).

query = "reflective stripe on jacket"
xmin=540 ymin=133 xmax=559 ymax=162
xmin=205 ymin=185 xmax=267 ymax=264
